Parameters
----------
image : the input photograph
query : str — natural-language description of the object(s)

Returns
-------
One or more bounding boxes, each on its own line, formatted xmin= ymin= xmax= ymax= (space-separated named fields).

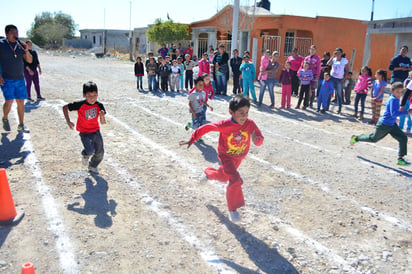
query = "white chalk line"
xmin=11 ymin=108 xmax=79 ymax=274
xmin=43 ymin=100 xmax=354 ymax=270
xmin=125 ymin=99 xmax=412 ymax=233
xmin=41 ymin=100 xmax=233 ymax=273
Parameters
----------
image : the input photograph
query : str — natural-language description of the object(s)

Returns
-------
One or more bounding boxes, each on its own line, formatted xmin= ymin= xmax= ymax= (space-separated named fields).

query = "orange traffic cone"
xmin=21 ymin=262 xmax=35 ymax=274
xmin=0 ymin=168 xmax=24 ymax=226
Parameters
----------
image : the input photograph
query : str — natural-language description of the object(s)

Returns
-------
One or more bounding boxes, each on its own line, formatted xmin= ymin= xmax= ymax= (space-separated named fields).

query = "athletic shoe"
xmin=17 ymin=124 xmax=30 ymax=133
xmin=2 ymin=118 xmax=10 ymax=131
xmin=197 ymin=137 xmax=203 ymax=142
xmin=88 ymin=165 xmax=99 ymax=174
xmin=199 ymin=173 xmax=209 ymax=184
xmin=350 ymin=135 xmax=358 ymax=146
xmin=228 ymin=210 xmax=241 ymax=222
xmin=27 ymin=97 xmax=34 ymax=102
xmin=185 ymin=122 xmax=191 ymax=131
xmin=82 ymin=155 xmax=90 ymax=166
xmin=397 ymin=158 xmax=411 ymax=165
xmin=321 ymin=109 xmax=326 ymax=114
xmin=37 ymin=96 xmax=46 ymax=101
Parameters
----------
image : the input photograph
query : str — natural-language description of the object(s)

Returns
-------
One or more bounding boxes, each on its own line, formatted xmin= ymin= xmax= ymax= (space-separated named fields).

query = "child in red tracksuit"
xmin=180 ymin=95 xmax=264 ymax=222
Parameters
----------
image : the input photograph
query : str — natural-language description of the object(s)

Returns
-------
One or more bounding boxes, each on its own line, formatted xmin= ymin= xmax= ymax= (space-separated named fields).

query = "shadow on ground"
xmin=357 ymin=156 xmax=412 ymax=178
xmin=0 ymin=132 xmax=29 ymax=168
xmin=194 ymin=140 xmax=219 ymax=163
xmin=67 ymin=173 xmax=117 ymax=228
xmin=207 ymin=205 xmax=298 ymax=274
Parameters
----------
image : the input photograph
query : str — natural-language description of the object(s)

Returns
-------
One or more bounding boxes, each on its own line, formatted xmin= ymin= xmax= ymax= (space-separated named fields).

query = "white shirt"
xmin=407 ymin=79 xmax=412 ymax=90
xmin=330 ymin=57 xmax=348 ymax=79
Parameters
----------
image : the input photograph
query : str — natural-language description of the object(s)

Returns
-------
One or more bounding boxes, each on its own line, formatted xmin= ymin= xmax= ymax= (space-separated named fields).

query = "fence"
xmin=262 ymin=35 xmax=281 ymax=54
xmin=197 ymin=39 xmax=208 ymax=57
xmin=216 ymin=40 xmax=232 ymax=51
xmin=284 ymin=37 xmax=312 ymax=57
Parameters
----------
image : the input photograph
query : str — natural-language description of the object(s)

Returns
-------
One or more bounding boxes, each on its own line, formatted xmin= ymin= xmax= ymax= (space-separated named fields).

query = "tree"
xmin=146 ymin=19 xmax=189 ymax=45
xmin=27 ymin=11 xmax=77 ymax=48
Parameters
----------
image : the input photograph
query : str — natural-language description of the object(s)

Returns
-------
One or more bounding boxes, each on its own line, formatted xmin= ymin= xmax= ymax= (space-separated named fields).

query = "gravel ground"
xmin=0 ymin=53 xmax=411 ymax=274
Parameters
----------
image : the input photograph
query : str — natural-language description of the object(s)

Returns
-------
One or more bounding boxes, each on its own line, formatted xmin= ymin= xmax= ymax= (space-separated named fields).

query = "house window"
xmin=93 ymin=36 xmax=96 ymax=44
xmin=284 ymin=32 xmax=294 ymax=57
xmin=99 ymin=36 xmax=102 ymax=45
xmin=85 ymin=35 xmax=87 ymax=39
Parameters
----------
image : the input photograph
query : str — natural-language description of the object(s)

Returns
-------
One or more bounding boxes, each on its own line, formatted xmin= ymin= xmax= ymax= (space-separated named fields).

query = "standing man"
xmin=389 ymin=45 xmax=412 ymax=84
xmin=0 ymin=25 xmax=32 ymax=132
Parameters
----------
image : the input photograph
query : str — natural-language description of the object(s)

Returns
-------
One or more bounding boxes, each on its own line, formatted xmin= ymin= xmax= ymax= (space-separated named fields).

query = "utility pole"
xmin=129 ymin=0 xmax=133 ymax=61
xmin=362 ymin=0 xmax=375 ymax=66
xmin=231 ymin=0 xmax=240 ymax=53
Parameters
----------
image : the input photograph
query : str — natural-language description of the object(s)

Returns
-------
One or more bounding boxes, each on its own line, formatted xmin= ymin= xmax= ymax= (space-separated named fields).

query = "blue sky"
xmin=0 ymin=0 xmax=411 ymax=37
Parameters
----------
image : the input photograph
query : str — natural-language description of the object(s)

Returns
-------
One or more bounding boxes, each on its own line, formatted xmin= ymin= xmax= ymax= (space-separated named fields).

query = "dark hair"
xmin=362 ymin=66 xmax=372 ymax=77
xmin=201 ymin=73 xmax=209 ymax=78
xmin=324 ymin=72 xmax=330 ymax=77
xmin=376 ymin=69 xmax=388 ymax=82
xmin=391 ymin=82 xmax=404 ymax=91
xmin=194 ymin=76 xmax=204 ymax=85
xmin=348 ymin=71 xmax=353 ymax=75
xmin=243 ymin=55 xmax=250 ymax=59
xmin=335 ymin=48 xmax=343 ymax=53
xmin=304 ymin=61 xmax=310 ymax=66
xmin=229 ymin=95 xmax=251 ymax=112
xmin=203 ymin=52 xmax=208 ymax=56
xmin=292 ymin=47 xmax=298 ymax=52
xmin=148 ymin=52 xmax=153 ymax=56
xmin=83 ymin=81 xmax=98 ymax=95
xmin=324 ymin=51 xmax=330 ymax=57
xmin=285 ymin=61 xmax=292 ymax=65
xmin=219 ymin=44 xmax=225 ymax=48
xmin=401 ymin=45 xmax=409 ymax=50
xmin=136 ymin=56 xmax=141 ymax=61
xmin=5 ymin=25 xmax=17 ymax=34
xmin=233 ymin=49 xmax=238 ymax=53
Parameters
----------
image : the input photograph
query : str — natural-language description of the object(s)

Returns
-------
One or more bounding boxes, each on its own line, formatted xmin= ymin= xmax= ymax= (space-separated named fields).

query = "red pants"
xmin=205 ymin=156 xmax=245 ymax=211
xmin=281 ymin=84 xmax=292 ymax=108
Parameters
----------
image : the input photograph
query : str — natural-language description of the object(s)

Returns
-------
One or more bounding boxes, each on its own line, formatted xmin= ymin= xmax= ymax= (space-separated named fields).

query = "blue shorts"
xmin=1 ymin=79 xmax=27 ymax=101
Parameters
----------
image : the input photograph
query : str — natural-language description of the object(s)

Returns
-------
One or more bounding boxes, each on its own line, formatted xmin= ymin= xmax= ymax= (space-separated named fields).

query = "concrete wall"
xmin=80 ymin=29 xmax=131 ymax=53
xmin=63 ymin=38 xmax=92 ymax=49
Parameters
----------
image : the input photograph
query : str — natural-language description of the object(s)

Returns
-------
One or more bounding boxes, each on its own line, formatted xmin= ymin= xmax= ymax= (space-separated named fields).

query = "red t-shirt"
xmin=68 ymin=100 xmax=106 ymax=133
xmin=189 ymin=118 xmax=264 ymax=159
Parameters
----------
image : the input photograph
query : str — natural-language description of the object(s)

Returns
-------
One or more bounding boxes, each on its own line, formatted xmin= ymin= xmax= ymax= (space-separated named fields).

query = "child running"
xmin=350 ymin=82 xmax=411 ymax=165
xmin=63 ymin=81 xmax=106 ymax=174
xmin=185 ymin=76 xmax=213 ymax=132
xmin=279 ymin=61 xmax=293 ymax=108
xmin=353 ymin=66 xmax=373 ymax=121
xmin=369 ymin=69 xmax=388 ymax=124
xmin=180 ymin=95 xmax=264 ymax=222
xmin=188 ymin=73 xmax=215 ymax=121
xmin=317 ymin=72 xmax=334 ymax=113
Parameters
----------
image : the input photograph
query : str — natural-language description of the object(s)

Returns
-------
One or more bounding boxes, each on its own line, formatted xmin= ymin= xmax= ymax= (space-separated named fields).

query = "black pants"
xmin=344 ymin=87 xmax=352 ymax=104
xmin=291 ymin=70 xmax=299 ymax=96
xmin=297 ymin=84 xmax=310 ymax=108
xmin=185 ymin=71 xmax=193 ymax=90
xmin=401 ymin=89 xmax=412 ymax=106
xmin=232 ymin=72 xmax=241 ymax=94
xmin=161 ymin=76 xmax=169 ymax=91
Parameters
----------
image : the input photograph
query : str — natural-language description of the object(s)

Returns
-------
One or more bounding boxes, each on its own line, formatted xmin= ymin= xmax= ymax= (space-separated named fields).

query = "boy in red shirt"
xmin=180 ymin=95 xmax=264 ymax=222
xmin=63 ymin=81 xmax=106 ymax=174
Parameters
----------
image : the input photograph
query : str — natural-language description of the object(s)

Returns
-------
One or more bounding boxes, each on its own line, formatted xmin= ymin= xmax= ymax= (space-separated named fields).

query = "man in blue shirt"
xmin=389 ymin=46 xmax=412 ymax=84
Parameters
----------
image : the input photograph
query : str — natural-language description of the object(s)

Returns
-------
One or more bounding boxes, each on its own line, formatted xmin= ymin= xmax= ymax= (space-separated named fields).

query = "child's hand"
xmin=400 ymin=106 xmax=405 ymax=111
xmin=192 ymin=112 xmax=197 ymax=118
xmin=209 ymin=106 xmax=213 ymax=111
xmin=409 ymin=109 xmax=412 ymax=115
xmin=67 ymin=121 xmax=75 ymax=130
xmin=371 ymin=97 xmax=376 ymax=101
xmin=100 ymin=111 xmax=106 ymax=124
xmin=252 ymin=131 xmax=257 ymax=143
xmin=179 ymin=140 xmax=192 ymax=149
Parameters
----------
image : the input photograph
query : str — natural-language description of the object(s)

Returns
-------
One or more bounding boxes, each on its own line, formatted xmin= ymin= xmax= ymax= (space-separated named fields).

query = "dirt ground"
xmin=0 ymin=53 xmax=411 ymax=274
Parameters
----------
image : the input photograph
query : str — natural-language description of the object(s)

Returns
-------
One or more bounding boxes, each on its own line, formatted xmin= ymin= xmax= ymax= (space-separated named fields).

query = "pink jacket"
xmin=300 ymin=54 xmax=321 ymax=78
xmin=258 ymin=56 xmax=270 ymax=80
xmin=354 ymin=75 xmax=372 ymax=94
xmin=198 ymin=59 xmax=210 ymax=76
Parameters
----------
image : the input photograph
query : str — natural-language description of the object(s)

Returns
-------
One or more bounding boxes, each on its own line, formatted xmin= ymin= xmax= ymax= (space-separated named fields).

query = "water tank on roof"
xmin=257 ymin=0 xmax=270 ymax=11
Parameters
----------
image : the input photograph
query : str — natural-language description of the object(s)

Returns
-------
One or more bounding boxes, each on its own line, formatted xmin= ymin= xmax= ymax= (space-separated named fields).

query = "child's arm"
xmin=62 ymin=105 xmax=75 ymax=130
xmin=251 ymin=122 xmax=264 ymax=146
xmin=100 ymin=110 xmax=106 ymax=124
xmin=179 ymin=122 xmax=221 ymax=148
xmin=188 ymin=101 xmax=197 ymax=117
xmin=373 ymin=85 xmax=386 ymax=100
xmin=203 ymin=101 xmax=213 ymax=111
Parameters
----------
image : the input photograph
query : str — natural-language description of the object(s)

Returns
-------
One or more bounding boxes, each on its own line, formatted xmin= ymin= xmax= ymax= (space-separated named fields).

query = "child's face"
xmin=173 ymin=61 xmax=177 ymax=66
xmin=203 ymin=54 xmax=207 ymax=60
xmin=324 ymin=74 xmax=331 ymax=81
xmin=178 ymin=59 xmax=182 ymax=64
xmin=195 ymin=81 xmax=204 ymax=91
xmin=166 ymin=57 xmax=170 ymax=62
xmin=304 ymin=63 xmax=309 ymax=70
xmin=375 ymin=72 xmax=382 ymax=80
xmin=361 ymin=68 xmax=367 ymax=75
xmin=230 ymin=106 xmax=249 ymax=125
xmin=392 ymin=88 xmax=404 ymax=99
xmin=244 ymin=57 xmax=249 ymax=62
xmin=204 ymin=76 xmax=210 ymax=84
xmin=150 ymin=59 xmax=155 ymax=64
xmin=233 ymin=51 xmax=238 ymax=57
xmin=84 ymin=91 xmax=98 ymax=104
xmin=285 ymin=63 xmax=291 ymax=69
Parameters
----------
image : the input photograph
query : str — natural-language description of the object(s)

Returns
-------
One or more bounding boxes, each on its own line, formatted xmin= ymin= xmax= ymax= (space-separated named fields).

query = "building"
xmin=189 ymin=4 xmax=396 ymax=76
xmin=79 ymin=29 xmax=131 ymax=53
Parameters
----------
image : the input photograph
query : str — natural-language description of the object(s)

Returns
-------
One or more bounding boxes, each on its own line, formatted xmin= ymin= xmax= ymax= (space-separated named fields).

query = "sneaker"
xmin=316 ymin=109 xmax=320 ymax=113
xmin=295 ymin=106 xmax=300 ymax=109
xmin=17 ymin=124 xmax=30 ymax=133
xmin=350 ymin=135 xmax=358 ymax=146
xmin=199 ymin=173 xmax=209 ymax=184
xmin=321 ymin=109 xmax=326 ymax=114
xmin=302 ymin=106 xmax=307 ymax=110
xmin=397 ymin=158 xmax=411 ymax=165
xmin=37 ymin=96 xmax=46 ymax=101
xmin=185 ymin=122 xmax=191 ymax=131
xmin=197 ymin=137 xmax=203 ymax=142
xmin=82 ymin=155 xmax=90 ymax=166
xmin=2 ymin=118 xmax=10 ymax=131
xmin=88 ymin=165 xmax=99 ymax=174
xmin=27 ymin=97 xmax=34 ymax=102
xmin=228 ymin=210 xmax=241 ymax=222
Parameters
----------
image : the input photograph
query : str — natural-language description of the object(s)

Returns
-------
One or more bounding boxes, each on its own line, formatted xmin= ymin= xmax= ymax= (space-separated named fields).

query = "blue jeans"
xmin=243 ymin=79 xmax=256 ymax=101
xmin=399 ymin=100 xmax=412 ymax=130
xmin=354 ymin=93 xmax=367 ymax=114
xmin=330 ymin=76 xmax=343 ymax=110
xmin=259 ymin=79 xmax=275 ymax=106
xmin=80 ymin=130 xmax=104 ymax=168
xmin=136 ymin=76 xmax=143 ymax=88
xmin=216 ymin=72 xmax=227 ymax=94
xmin=192 ymin=111 xmax=205 ymax=129
xmin=148 ymin=76 xmax=156 ymax=91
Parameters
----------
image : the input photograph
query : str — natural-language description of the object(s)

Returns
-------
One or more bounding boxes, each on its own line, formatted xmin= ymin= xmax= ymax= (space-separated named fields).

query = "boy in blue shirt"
xmin=240 ymin=55 xmax=257 ymax=102
xmin=350 ymin=82 xmax=412 ymax=165
xmin=317 ymin=72 xmax=334 ymax=113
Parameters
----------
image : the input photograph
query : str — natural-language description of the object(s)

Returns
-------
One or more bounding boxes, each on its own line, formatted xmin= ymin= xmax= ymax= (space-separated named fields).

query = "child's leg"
xmin=281 ymin=85 xmax=286 ymax=108
xmin=357 ymin=123 xmax=391 ymax=143
xmin=389 ymin=124 xmax=408 ymax=157
xmin=258 ymin=80 xmax=266 ymax=104
xmin=249 ymin=80 xmax=257 ymax=101
xmin=375 ymin=99 xmax=383 ymax=122
xmin=285 ymin=84 xmax=292 ymax=108
xmin=90 ymin=130 xmax=104 ymax=168
xmin=407 ymin=114 xmax=412 ymax=131
xmin=354 ymin=93 xmax=360 ymax=113
xmin=303 ymin=85 xmax=310 ymax=107
xmin=189 ymin=74 xmax=193 ymax=89
xmin=360 ymin=94 xmax=367 ymax=115
xmin=80 ymin=133 xmax=94 ymax=157
xmin=297 ymin=85 xmax=304 ymax=107
xmin=401 ymin=89 xmax=412 ymax=107
xmin=242 ymin=79 xmax=249 ymax=97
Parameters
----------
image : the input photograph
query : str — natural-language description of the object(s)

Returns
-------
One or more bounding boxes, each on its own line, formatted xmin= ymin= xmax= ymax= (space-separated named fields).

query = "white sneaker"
xmin=88 ymin=165 xmax=99 ymax=174
xmin=228 ymin=210 xmax=241 ymax=222
xmin=82 ymin=155 xmax=90 ymax=166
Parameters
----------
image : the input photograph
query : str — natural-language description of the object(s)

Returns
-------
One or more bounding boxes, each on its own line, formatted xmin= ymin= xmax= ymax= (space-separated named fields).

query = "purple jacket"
xmin=158 ymin=47 xmax=168 ymax=58
xmin=298 ymin=69 xmax=314 ymax=85
xmin=279 ymin=69 xmax=294 ymax=85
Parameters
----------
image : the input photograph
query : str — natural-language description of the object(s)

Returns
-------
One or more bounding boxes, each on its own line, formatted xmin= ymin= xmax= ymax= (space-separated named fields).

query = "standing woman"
xmin=213 ymin=44 xmax=229 ymax=95
xmin=24 ymin=40 xmax=44 ymax=101
xmin=258 ymin=51 xmax=279 ymax=108
xmin=287 ymin=48 xmax=303 ymax=97
xmin=257 ymin=49 xmax=271 ymax=102
xmin=328 ymin=47 xmax=349 ymax=114
xmin=302 ymin=45 xmax=321 ymax=108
